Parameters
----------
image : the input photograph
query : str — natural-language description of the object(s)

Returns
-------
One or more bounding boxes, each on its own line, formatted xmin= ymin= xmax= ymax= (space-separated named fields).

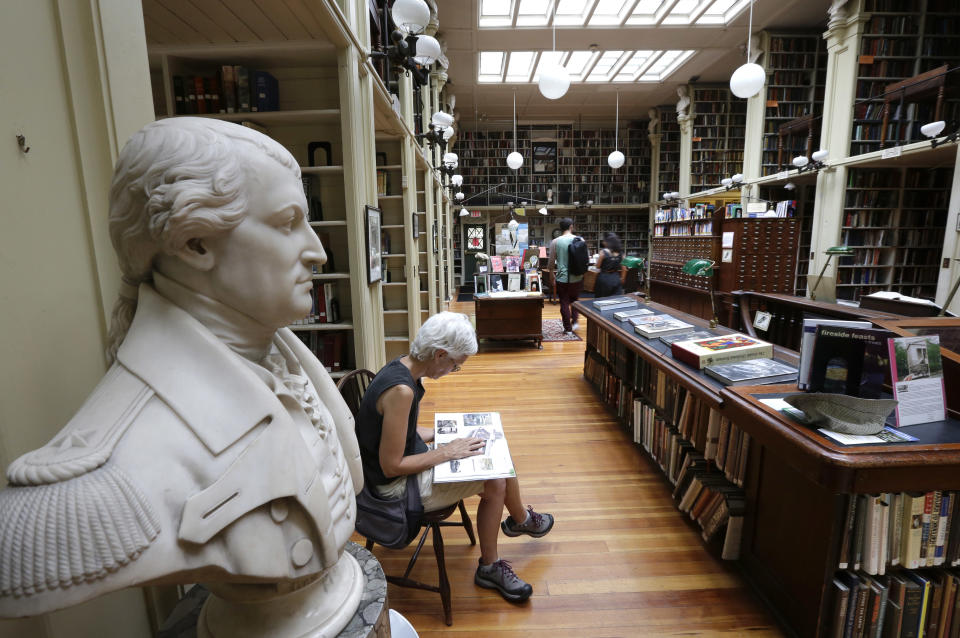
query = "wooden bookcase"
xmin=149 ymin=47 xmax=362 ymax=378
xmin=691 ymin=85 xmax=747 ymax=192
xmin=837 ymin=166 xmax=950 ymax=302
xmin=760 ymin=182 xmax=815 ymax=296
xmin=851 ymin=0 xmax=960 ymax=156
xmin=568 ymin=210 xmax=649 ymax=257
xmin=455 ymin=123 xmax=651 ymax=207
xmin=761 ymin=33 xmax=827 ymax=176
xmin=657 ymin=106 xmax=681 ymax=196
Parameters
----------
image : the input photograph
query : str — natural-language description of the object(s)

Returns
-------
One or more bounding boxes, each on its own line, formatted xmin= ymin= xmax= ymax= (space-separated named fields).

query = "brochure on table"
xmin=888 ymin=335 xmax=947 ymax=427
xmin=433 ymin=412 xmax=517 ymax=483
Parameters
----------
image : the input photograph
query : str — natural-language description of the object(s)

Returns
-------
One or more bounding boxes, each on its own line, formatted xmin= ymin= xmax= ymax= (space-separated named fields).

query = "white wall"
xmin=0 ymin=0 xmax=154 ymax=635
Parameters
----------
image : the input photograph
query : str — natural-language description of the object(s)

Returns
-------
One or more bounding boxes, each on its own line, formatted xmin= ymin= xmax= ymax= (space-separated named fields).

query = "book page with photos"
xmin=433 ymin=412 xmax=516 ymax=483
xmin=888 ymin=335 xmax=946 ymax=426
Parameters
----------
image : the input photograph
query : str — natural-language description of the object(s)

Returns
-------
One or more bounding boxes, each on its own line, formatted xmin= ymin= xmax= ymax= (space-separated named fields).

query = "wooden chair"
xmin=336 ymin=369 xmax=476 ymax=626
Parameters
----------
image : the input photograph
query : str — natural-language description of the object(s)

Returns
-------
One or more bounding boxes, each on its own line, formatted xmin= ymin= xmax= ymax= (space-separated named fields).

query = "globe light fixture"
xmin=811 ymin=149 xmax=829 ymax=163
xmin=431 ymin=111 xmax=454 ymax=128
xmin=391 ymin=0 xmax=430 ymax=35
xmin=505 ymin=92 xmax=523 ymax=170
xmin=442 ymin=126 xmax=455 ymax=142
xmin=731 ymin=173 xmax=744 ymax=183
xmin=792 ymin=155 xmax=809 ymax=169
xmin=729 ymin=0 xmax=764 ymax=99
xmin=721 ymin=177 xmax=734 ymax=187
xmin=412 ymin=34 xmax=441 ymax=66
xmin=451 ymin=174 xmax=463 ymax=187
xmin=454 ymin=191 xmax=464 ymax=201
xmin=921 ymin=121 xmax=946 ymax=138
xmin=443 ymin=152 xmax=458 ymax=168
xmin=538 ymin=63 xmax=570 ymax=100
xmin=784 ymin=182 xmax=796 ymax=191
xmin=608 ymin=150 xmax=625 ymax=169
xmin=730 ymin=63 xmax=765 ymax=99
xmin=537 ymin=3 xmax=570 ymax=100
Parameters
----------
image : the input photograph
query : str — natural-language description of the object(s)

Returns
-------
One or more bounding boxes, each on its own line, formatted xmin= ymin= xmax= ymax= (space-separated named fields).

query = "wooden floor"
xmin=365 ymin=297 xmax=787 ymax=637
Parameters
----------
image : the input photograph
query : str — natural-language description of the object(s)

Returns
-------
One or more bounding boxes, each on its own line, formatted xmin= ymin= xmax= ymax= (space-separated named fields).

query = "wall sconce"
xmin=417 ymin=111 xmax=455 ymax=150
xmin=921 ymin=120 xmax=959 ymax=148
xmin=539 ymin=206 xmax=549 ymax=215
xmin=663 ymin=191 xmax=681 ymax=203
xmin=454 ymin=191 xmax=464 ymax=201
xmin=681 ymin=258 xmax=719 ymax=328
xmin=370 ymin=0 xmax=437 ymax=86
xmin=438 ymin=152 xmax=458 ymax=179
xmin=793 ymin=149 xmax=828 ymax=174
xmin=784 ymin=182 xmax=796 ymax=191
xmin=450 ymin=174 xmax=463 ymax=187
xmin=809 ymin=245 xmax=855 ymax=301
xmin=459 ymin=207 xmax=469 ymax=217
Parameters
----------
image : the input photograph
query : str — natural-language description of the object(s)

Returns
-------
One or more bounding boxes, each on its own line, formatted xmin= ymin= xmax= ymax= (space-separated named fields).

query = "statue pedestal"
xmin=158 ymin=543 xmax=389 ymax=638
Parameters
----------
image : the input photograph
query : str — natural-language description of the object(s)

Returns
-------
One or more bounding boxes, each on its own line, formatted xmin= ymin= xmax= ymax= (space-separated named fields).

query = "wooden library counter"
xmin=474 ymin=293 xmax=544 ymax=349
xmin=576 ymin=296 xmax=960 ymax=638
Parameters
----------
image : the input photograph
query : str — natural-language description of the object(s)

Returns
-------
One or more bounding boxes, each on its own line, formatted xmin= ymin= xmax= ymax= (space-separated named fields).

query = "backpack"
xmin=567 ymin=235 xmax=589 ymax=276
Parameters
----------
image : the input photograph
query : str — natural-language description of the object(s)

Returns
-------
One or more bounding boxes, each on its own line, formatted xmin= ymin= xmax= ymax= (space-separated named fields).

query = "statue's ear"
xmin=171 ymin=237 xmax=216 ymax=271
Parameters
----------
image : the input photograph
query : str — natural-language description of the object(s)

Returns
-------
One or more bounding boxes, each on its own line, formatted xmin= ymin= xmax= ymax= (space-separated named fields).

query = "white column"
xmin=936 ymin=144 xmax=960 ymax=314
xmin=807 ymin=0 xmax=866 ymax=300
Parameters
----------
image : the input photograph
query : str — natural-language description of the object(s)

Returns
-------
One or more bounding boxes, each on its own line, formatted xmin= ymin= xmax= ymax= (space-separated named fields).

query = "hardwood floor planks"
xmin=359 ymin=299 xmax=785 ymax=637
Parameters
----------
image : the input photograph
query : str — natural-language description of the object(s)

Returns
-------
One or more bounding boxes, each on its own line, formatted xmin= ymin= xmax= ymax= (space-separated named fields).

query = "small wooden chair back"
xmin=336 ymin=369 xmax=376 ymax=418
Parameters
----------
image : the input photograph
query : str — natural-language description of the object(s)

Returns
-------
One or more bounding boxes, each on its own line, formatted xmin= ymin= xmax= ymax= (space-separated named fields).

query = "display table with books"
xmin=474 ymin=292 xmax=544 ymax=349
xmin=575 ymin=295 xmax=960 ymax=638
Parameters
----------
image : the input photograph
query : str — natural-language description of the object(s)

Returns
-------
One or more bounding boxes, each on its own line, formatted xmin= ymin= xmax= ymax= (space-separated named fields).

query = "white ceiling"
xmin=436 ymin=0 xmax=834 ymax=126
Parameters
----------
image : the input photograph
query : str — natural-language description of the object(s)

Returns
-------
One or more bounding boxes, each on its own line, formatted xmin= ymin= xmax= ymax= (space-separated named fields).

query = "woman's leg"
xmin=477 ymin=478 xmax=527 ymax=563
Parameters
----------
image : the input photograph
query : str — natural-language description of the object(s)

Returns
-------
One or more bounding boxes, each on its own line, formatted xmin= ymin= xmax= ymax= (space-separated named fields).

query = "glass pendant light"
xmin=729 ymin=0 xmax=764 ymax=99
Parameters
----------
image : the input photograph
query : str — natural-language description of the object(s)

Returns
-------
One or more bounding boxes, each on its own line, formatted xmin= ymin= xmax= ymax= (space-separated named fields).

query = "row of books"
xmin=829 ymin=568 xmax=960 ymax=638
xmin=172 ymin=67 xmax=278 ymax=115
xmin=294 ymin=331 xmax=346 ymax=373
xmin=292 ymin=282 xmax=341 ymax=325
xmin=838 ymin=492 xmax=960 ymax=575
xmin=654 ymin=204 xmax=714 ymax=223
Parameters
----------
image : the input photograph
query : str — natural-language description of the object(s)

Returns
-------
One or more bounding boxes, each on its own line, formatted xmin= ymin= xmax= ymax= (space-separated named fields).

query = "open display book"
xmin=434 ymin=412 xmax=516 ymax=483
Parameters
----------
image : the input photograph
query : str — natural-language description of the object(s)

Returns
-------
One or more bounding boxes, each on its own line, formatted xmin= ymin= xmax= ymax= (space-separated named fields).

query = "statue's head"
xmin=677 ymin=85 xmax=688 ymax=98
xmin=648 ymin=108 xmax=657 ymax=119
xmin=106 ymin=118 xmax=326 ymax=360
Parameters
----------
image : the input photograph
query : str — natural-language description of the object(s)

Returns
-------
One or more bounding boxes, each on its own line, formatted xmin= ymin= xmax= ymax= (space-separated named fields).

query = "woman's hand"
xmin=439 ymin=437 xmax=485 ymax=461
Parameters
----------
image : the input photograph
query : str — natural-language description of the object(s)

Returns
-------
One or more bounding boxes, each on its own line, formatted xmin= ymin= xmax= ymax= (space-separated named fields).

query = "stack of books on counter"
xmin=631 ymin=314 xmax=696 ymax=338
xmin=613 ymin=307 xmax=654 ymax=321
xmin=593 ymin=296 xmax=638 ymax=312
xmin=671 ymin=333 xmax=773 ymax=369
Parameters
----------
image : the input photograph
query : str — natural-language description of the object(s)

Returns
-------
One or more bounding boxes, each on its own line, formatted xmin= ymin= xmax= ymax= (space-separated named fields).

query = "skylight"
xmin=479 ymin=0 xmax=749 ymax=27
xmin=479 ymin=49 xmax=695 ymax=85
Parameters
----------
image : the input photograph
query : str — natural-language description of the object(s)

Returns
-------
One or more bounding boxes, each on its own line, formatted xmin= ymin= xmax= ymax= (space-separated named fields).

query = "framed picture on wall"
xmin=533 ymin=141 xmax=557 ymax=174
xmin=413 ymin=212 xmax=420 ymax=239
xmin=365 ymin=205 xmax=382 ymax=284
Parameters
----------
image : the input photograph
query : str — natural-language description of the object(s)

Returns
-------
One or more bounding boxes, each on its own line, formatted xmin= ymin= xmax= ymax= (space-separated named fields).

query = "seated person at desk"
xmin=355 ymin=312 xmax=554 ymax=602
xmin=594 ymin=232 xmax=625 ymax=298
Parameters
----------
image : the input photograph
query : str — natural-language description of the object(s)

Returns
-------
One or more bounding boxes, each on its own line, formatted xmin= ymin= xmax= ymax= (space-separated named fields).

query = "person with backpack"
xmin=594 ymin=232 xmax=625 ymax=298
xmin=547 ymin=218 xmax=586 ymax=334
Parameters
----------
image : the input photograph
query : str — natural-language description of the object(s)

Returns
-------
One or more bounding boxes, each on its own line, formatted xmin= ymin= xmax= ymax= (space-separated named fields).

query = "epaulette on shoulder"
xmin=0 ymin=463 xmax=161 ymax=599
xmin=7 ymin=365 xmax=153 ymax=486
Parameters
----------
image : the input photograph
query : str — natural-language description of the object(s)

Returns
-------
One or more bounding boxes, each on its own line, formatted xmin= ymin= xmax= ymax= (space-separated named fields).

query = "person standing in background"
xmin=547 ymin=218 xmax=583 ymax=334
xmin=594 ymin=232 xmax=624 ymax=298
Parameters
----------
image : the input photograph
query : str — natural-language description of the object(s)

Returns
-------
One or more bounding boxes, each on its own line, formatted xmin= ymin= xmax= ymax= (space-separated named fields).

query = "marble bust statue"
xmin=647 ymin=108 xmax=660 ymax=134
xmin=676 ymin=85 xmax=691 ymax=121
xmin=0 ymin=118 xmax=365 ymax=636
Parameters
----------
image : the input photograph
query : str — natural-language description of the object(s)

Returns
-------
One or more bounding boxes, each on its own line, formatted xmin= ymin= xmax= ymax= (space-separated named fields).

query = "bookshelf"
xmin=455 ymin=123 xmax=651 ymax=207
xmin=578 ymin=299 xmax=761 ymax=562
xmin=837 ymin=166 xmax=950 ymax=302
xmin=657 ymin=106 xmax=681 ymax=196
xmin=691 ymin=85 xmax=747 ymax=192
xmin=150 ymin=47 xmax=368 ymax=377
xmin=649 ymin=203 xmax=722 ymax=319
xmin=850 ymin=0 xmax=960 ymax=156
xmin=760 ymin=182 xmax=815 ymax=296
xmin=761 ymin=33 xmax=827 ymax=176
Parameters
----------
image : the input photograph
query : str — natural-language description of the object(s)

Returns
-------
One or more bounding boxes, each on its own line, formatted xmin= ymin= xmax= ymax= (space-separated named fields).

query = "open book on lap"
xmin=434 ymin=412 xmax=517 ymax=483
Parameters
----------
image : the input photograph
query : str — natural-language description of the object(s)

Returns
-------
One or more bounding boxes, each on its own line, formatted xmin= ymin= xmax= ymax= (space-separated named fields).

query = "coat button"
xmin=291 ymin=538 xmax=313 ymax=567
xmin=270 ymin=499 xmax=289 ymax=523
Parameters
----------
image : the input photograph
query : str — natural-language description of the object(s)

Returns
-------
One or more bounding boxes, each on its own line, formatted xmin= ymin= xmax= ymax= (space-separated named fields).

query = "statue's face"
xmin=203 ymin=153 xmax=325 ymax=328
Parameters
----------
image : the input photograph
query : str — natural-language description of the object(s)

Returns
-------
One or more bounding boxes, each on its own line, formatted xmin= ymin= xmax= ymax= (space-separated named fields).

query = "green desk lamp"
xmin=682 ymin=258 xmax=718 ymax=328
xmin=809 ymin=246 xmax=855 ymax=301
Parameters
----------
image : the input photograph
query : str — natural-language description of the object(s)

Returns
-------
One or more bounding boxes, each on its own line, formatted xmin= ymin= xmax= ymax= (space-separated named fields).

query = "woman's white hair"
xmin=105 ymin=117 xmax=299 ymax=364
xmin=409 ymin=312 xmax=478 ymax=362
